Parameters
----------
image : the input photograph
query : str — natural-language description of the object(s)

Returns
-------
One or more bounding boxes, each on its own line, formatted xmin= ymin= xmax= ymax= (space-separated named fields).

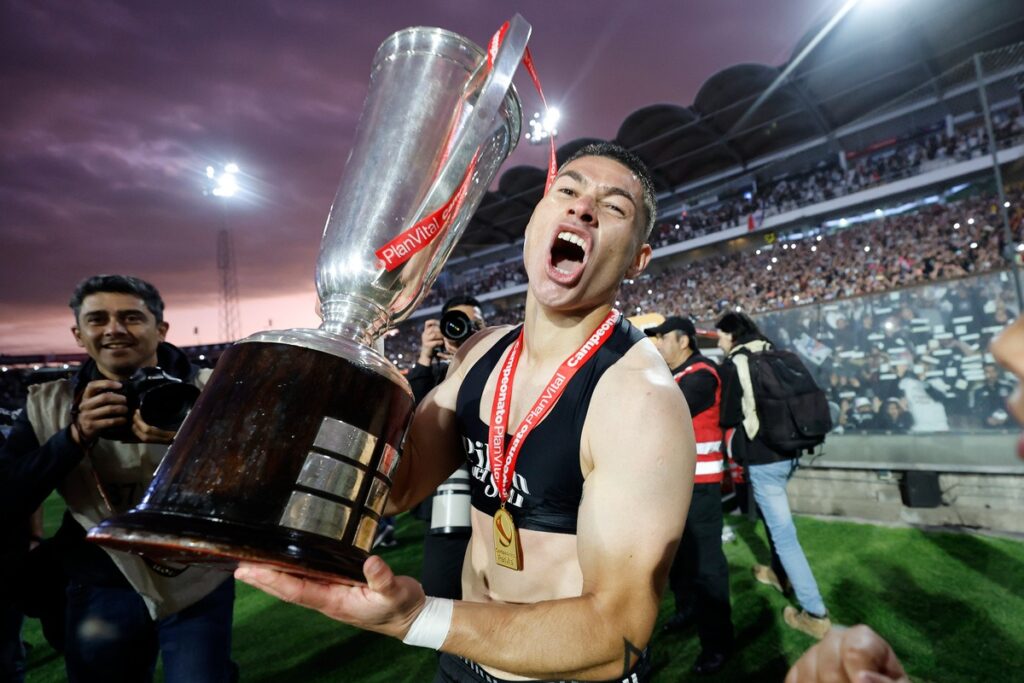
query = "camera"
xmin=440 ymin=309 xmax=482 ymax=347
xmin=99 ymin=366 xmax=201 ymax=442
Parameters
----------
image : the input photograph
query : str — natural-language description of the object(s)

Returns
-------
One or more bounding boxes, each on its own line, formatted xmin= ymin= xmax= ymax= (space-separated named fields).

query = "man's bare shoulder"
xmin=600 ymin=335 xmax=680 ymax=396
xmin=581 ymin=336 xmax=692 ymax=471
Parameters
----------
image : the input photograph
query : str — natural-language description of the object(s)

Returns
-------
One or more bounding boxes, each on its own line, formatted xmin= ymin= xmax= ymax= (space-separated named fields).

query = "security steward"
xmin=647 ymin=315 xmax=733 ymax=675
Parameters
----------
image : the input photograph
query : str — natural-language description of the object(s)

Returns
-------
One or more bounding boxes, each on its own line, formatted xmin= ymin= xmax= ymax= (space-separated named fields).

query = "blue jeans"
xmin=64 ymin=577 xmax=235 ymax=683
xmin=747 ymin=459 xmax=827 ymax=616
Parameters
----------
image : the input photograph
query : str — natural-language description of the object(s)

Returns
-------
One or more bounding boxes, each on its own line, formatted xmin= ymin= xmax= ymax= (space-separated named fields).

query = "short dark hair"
xmin=442 ymin=295 xmax=483 ymax=316
xmin=715 ymin=310 xmax=769 ymax=346
xmin=561 ymin=142 xmax=657 ymax=239
xmin=69 ymin=275 xmax=165 ymax=323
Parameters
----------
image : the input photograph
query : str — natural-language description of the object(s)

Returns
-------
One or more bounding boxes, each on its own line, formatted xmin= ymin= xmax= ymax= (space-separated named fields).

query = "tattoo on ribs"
xmin=622 ymin=638 xmax=643 ymax=676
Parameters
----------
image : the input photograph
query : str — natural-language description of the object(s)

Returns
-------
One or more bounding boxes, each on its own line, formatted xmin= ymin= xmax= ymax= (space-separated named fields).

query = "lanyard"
xmin=487 ymin=309 xmax=620 ymax=503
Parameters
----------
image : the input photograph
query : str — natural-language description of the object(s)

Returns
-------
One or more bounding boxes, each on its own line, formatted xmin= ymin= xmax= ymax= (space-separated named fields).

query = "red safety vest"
xmin=674 ymin=361 xmax=725 ymax=484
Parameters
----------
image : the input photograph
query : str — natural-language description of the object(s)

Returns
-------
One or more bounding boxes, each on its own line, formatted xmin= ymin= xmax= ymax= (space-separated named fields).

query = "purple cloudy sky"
xmin=0 ymin=0 xmax=839 ymax=355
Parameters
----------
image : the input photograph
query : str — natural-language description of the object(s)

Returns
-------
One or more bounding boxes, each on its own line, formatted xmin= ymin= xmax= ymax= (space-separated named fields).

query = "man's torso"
xmin=448 ymin=320 xmax=644 ymax=675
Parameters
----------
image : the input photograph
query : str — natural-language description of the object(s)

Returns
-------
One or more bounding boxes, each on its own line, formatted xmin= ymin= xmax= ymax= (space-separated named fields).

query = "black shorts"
xmin=434 ymin=651 xmax=652 ymax=683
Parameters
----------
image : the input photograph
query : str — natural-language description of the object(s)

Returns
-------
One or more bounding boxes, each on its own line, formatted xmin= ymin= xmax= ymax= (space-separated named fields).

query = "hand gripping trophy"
xmin=89 ymin=16 xmax=533 ymax=581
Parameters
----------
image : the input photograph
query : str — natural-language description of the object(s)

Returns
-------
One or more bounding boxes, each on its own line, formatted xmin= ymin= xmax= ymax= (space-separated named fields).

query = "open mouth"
xmin=548 ymin=230 xmax=588 ymax=281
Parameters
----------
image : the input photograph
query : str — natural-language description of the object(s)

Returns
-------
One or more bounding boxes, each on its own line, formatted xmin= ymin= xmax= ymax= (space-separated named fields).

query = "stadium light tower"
xmin=204 ymin=163 xmax=241 ymax=342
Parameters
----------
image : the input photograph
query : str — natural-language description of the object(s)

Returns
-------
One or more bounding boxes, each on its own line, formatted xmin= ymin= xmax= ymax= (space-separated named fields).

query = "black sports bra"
xmin=455 ymin=317 xmax=645 ymax=534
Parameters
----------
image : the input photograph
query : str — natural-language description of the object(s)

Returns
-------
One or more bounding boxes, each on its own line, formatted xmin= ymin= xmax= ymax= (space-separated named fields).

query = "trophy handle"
xmin=406 ymin=14 xmax=531 ymax=234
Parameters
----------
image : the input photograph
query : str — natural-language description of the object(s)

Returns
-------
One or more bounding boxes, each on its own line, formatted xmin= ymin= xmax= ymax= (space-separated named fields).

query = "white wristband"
xmin=402 ymin=597 xmax=454 ymax=649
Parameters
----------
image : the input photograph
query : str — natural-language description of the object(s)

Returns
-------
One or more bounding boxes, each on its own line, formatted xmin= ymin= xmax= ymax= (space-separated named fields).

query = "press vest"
xmin=25 ymin=371 xmax=230 ymax=619
xmin=455 ymin=318 xmax=646 ymax=534
xmin=674 ymin=361 xmax=725 ymax=485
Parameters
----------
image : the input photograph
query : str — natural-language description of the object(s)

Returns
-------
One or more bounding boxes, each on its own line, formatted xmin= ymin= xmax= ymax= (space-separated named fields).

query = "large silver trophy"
xmin=88 ymin=18 xmax=529 ymax=581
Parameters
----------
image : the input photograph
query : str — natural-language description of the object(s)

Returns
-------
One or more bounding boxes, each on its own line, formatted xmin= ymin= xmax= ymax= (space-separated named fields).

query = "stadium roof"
xmin=458 ymin=0 xmax=1024 ymax=255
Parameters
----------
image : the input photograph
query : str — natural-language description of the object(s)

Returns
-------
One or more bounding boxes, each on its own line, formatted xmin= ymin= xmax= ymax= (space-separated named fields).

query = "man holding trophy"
xmin=237 ymin=142 xmax=696 ymax=683
xmin=68 ymin=18 xmax=916 ymax=682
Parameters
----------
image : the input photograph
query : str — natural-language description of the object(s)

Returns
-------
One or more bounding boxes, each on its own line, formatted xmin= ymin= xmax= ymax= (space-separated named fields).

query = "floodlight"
xmin=543 ymin=108 xmax=560 ymax=131
xmin=211 ymin=164 xmax=240 ymax=198
xmin=526 ymin=107 xmax=560 ymax=145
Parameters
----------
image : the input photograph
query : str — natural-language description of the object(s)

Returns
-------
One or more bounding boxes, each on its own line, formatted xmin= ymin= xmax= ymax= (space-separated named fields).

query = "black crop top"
xmin=455 ymin=317 xmax=646 ymax=534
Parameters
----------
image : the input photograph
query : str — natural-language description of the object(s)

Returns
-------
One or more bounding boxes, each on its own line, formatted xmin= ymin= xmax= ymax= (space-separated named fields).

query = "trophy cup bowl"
xmin=87 ymin=19 xmax=529 ymax=582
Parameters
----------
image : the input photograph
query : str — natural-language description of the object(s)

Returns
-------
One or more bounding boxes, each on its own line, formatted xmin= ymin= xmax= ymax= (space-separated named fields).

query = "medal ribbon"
xmin=487 ymin=309 xmax=620 ymax=504
xmin=375 ymin=20 xmax=558 ymax=272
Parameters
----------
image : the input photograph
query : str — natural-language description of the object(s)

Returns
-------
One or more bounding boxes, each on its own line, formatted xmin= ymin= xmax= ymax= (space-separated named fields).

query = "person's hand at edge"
xmin=785 ymin=625 xmax=909 ymax=683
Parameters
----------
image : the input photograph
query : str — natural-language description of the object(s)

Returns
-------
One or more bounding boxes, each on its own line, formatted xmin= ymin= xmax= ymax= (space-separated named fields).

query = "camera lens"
xmin=441 ymin=309 xmax=481 ymax=345
xmin=138 ymin=383 xmax=200 ymax=431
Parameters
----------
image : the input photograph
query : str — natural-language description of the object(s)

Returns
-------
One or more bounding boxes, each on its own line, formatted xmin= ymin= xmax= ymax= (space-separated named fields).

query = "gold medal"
xmin=493 ymin=506 xmax=523 ymax=571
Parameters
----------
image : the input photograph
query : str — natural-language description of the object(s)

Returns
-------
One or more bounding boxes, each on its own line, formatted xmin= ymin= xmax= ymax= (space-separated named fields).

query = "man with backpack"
xmin=646 ymin=316 xmax=733 ymax=675
xmin=715 ymin=311 xmax=832 ymax=640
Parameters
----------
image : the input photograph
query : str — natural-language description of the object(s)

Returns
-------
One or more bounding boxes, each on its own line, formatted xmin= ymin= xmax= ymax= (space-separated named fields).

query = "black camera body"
xmin=440 ymin=309 xmax=482 ymax=347
xmin=99 ymin=366 xmax=200 ymax=442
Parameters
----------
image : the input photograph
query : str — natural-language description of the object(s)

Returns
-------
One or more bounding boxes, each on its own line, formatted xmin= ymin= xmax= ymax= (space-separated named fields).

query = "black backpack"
xmin=745 ymin=347 xmax=832 ymax=453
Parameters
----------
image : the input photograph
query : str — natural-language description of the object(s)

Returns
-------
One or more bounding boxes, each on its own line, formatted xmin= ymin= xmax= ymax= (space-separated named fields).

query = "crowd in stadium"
xmin=624 ymin=190 xmax=1022 ymax=318
xmin=650 ymin=110 xmax=1024 ymax=248
xmin=757 ymin=272 xmax=1018 ymax=434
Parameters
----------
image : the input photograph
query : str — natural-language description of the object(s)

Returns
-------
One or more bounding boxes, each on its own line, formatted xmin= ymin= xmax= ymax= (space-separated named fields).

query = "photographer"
xmin=0 ymin=275 xmax=235 ymax=683
xmin=409 ymin=295 xmax=485 ymax=404
xmin=407 ymin=295 xmax=485 ymax=601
